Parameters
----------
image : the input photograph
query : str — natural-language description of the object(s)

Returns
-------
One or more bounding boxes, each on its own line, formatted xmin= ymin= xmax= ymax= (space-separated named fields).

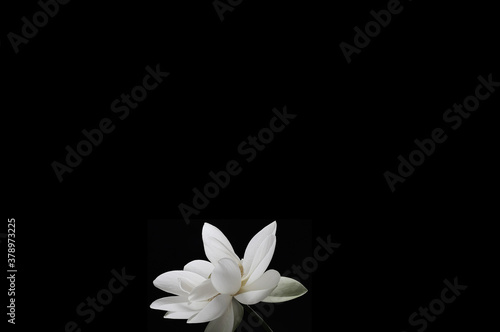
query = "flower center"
xmin=238 ymin=264 xmax=249 ymax=288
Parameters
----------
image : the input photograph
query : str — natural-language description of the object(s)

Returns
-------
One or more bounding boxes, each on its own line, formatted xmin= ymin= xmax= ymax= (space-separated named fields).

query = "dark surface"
xmin=2 ymin=0 xmax=498 ymax=331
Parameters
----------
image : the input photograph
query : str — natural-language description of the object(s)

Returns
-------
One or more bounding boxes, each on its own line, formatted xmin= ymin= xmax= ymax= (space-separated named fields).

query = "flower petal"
xmin=243 ymin=269 xmax=281 ymax=291
xmin=203 ymin=223 xmax=240 ymax=265
xmin=188 ymin=294 xmax=232 ymax=324
xmin=204 ymin=298 xmax=234 ymax=332
xmin=211 ymin=258 xmax=242 ymax=295
xmin=184 ymin=260 xmax=215 ymax=279
xmin=151 ymin=296 xmax=206 ymax=312
xmin=244 ymin=234 xmax=276 ymax=285
xmin=150 ymin=296 xmax=188 ymax=310
xmin=153 ymin=271 xmax=205 ymax=296
xmin=204 ymin=299 xmax=243 ymax=332
xmin=235 ymin=269 xmax=280 ymax=305
xmin=189 ymin=279 xmax=219 ymax=302
xmin=262 ymin=277 xmax=308 ymax=303
xmin=231 ymin=298 xmax=244 ymax=331
xmin=242 ymin=221 xmax=277 ymax=274
xmin=164 ymin=311 xmax=198 ymax=319
xmin=179 ymin=277 xmax=198 ymax=294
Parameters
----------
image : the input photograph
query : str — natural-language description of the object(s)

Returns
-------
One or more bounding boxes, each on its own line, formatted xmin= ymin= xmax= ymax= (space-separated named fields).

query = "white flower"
xmin=151 ymin=221 xmax=307 ymax=331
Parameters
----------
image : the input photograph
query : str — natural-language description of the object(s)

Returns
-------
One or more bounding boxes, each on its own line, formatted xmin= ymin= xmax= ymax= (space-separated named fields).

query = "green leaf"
xmin=262 ymin=277 xmax=307 ymax=303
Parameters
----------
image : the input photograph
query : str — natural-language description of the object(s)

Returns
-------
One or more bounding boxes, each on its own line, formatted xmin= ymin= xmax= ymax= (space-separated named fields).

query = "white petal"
xmin=184 ymin=260 xmax=215 ymax=279
xmin=189 ymin=279 xmax=219 ymax=302
xmin=203 ymin=223 xmax=240 ymax=265
xmin=242 ymin=221 xmax=277 ymax=274
xmin=235 ymin=270 xmax=280 ymax=305
xmin=179 ymin=277 xmax=198 ymax=294
xmin=211 ymin=258 xmax=242 ymax=295
xmin=151 ymin=296 xmax=206 ymax=312
xmin=243 ymin=269 xmax=280 ymax=291
xmin=150 ymin=296 xmax=188 ymax=310
xmin=188 ymin=294 xmax=232 ymax=324
xmin=204 ymin=299 xmax=234 ymax=332
xmin=244 ymin=234 xmax=276 ymax=285
xmin=262 ymin=277 xmax=308 ymax=303
xmin=231 ymin=299 xmax=244 ymax=331
xmin=153 ymin=271 xmax=205 ymax=296
xmin=164 ymin=311 xmax=198 ymax=319
xmin=204 ymin=299 xmax=243 ymax=332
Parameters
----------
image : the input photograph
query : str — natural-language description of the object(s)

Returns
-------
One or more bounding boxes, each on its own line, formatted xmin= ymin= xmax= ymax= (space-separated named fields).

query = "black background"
xmin=2 ymin=0 xmax=498 ymax=331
